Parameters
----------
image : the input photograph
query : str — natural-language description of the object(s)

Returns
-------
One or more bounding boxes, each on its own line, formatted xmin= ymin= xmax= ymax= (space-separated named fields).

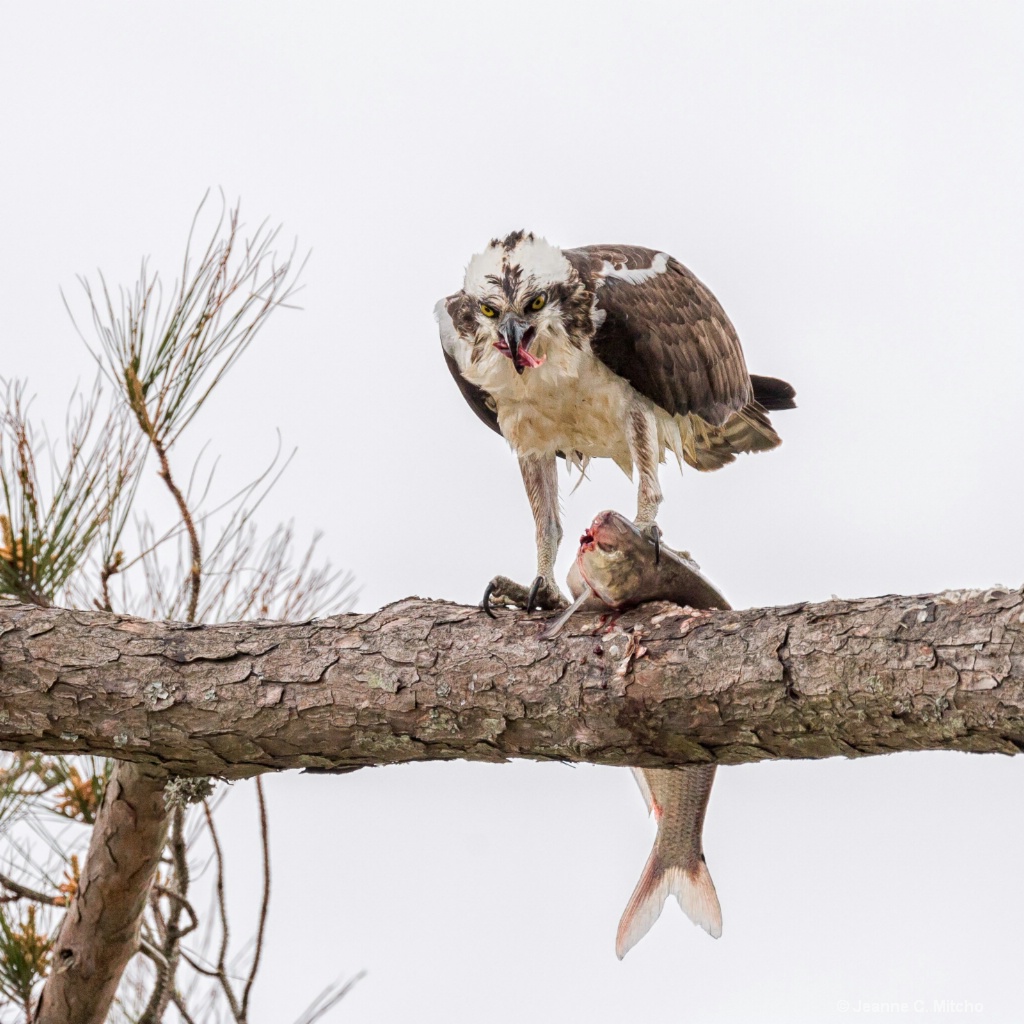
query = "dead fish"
xmin=616 ymin=765 xmax=721 ymax=958
xmin=543 ymin=509 xmax=729 ymax=957
xmin=541 ymin=510 xmax=730 ymax=639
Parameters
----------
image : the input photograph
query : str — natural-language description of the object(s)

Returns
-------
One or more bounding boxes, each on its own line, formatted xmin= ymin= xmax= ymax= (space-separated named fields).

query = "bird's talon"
xmin=639 ymin=523 xmax=661 ymax=563
xmin=481 ymin=581 xmax=499 ymax=618
xmin=526 ymin=576 xmax=543 ymax=613
xmin=480 ymin=575 xmax=567 ymax=613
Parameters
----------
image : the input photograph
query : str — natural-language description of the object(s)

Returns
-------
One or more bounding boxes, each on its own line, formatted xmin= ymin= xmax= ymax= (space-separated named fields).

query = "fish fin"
xmin=674 ymin=858 xmax=722 ymax=940
xmin=630 ymin=767 xmax=655 ymax=816
xmin=616 ymin=850 xmax=670 ymax=959
xmin=616 ymin=854 xmax=722 ymax=958
xmin=539 ymin=586 xmax=593 ymax=640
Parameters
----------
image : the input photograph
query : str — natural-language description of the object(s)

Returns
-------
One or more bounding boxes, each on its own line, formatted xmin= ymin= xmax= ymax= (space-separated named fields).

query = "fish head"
xmin=576 ymin=511 xmax=654 ymax=608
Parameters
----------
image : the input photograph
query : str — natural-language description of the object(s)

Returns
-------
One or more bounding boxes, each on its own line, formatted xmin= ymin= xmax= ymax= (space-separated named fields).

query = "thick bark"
xmin=32 ymin=760 xmax=169 ymax=1024
xmin=2 ymin=585 xmax=1024 ymax=775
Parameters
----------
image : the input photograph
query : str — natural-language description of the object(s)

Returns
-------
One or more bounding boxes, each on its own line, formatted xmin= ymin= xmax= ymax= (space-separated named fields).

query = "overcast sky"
xmin=3 ymin=2 xmax=1024 ymax=1021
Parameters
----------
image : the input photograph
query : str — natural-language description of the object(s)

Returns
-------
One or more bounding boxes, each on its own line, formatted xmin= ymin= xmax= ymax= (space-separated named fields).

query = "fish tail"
xmin=673 ymin=856 xmax=722 ymax=940
xmin=615 ymin=849 xmax=722 ymax=959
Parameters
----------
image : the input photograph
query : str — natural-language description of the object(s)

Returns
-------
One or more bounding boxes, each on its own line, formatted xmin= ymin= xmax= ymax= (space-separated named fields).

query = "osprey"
xmin=436 ymin=231 xmax=796 ymax=612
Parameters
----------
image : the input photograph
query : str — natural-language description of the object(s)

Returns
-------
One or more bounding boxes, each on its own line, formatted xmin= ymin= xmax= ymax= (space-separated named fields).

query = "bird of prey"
xmin=436 ymin=231 xmax=796 ymax=612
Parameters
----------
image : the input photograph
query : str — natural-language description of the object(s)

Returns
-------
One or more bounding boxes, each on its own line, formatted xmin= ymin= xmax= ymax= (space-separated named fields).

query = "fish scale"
xmin=545 ymin=510 xmax=728 ymax=957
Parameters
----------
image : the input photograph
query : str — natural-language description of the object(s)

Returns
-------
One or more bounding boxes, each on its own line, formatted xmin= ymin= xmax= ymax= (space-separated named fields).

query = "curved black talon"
xmin=526 ymin=576 xmax=544 ymax=614
xmin=481 ymin=580 xmax=499 ymax=618
xmin=650 ymin=524 xmax=662 ymax=564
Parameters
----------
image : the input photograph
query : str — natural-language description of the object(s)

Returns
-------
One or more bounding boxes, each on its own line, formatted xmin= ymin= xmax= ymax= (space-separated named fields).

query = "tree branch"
xmin=2 ymin=586 xmax=1023 ymax=776
xmin=0 ymin=872 xmax=64 ymax=908
xmin=32 ymin=760 xmax=170 ymax=1024
xmin=241 ymin=777 xmax=269 ymax=1020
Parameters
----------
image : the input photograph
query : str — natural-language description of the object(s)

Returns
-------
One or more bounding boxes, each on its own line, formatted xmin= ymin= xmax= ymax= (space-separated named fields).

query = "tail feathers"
xmin=678 ymin=401 xmax=782 ymax=472
xmin=722 ymin=402 xmax=782 ymax=454
xmin=615 ymin=850 xmax=722 ymax=959
xmin=750 ymin=374 xmax=797 ymax=411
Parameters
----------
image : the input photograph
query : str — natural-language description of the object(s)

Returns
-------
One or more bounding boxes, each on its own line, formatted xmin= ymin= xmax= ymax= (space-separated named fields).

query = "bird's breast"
xmin=485 ymin=349 xmax=637 ymax=461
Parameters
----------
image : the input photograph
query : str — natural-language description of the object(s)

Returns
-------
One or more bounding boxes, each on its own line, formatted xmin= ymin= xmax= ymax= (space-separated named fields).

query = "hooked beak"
xmin=496 ymin=315 xmax=544 ymax=374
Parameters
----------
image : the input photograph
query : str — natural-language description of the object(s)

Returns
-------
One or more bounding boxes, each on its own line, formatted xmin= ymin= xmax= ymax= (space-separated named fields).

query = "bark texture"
xmin=32 ymin=760 xmax=169 ymax=1024
xmin=2 ymin=586 xmax=1024 ymax=777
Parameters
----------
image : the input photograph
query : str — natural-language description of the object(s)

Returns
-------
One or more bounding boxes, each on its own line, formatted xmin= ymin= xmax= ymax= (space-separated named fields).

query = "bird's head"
xmin=460 ymin=231 xmax=589 ymax=374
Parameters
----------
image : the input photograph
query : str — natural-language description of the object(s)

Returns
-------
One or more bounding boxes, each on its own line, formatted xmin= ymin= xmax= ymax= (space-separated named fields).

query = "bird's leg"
xmin=523 ymin=453 xmax=565 ymax=603
xmin=482 ymin=453 xmax=567 ymax=614
xmin=628 ymin=403 xmax=664 ymax=563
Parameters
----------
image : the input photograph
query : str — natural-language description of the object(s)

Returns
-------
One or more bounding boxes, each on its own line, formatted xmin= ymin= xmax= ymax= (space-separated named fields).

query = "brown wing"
xmin=564 ymin=245 xmax=751 ymax=427
xmin=442 ymin=349 xmax=502 ymax=438
xmin=437 ymin=290 xmax=503 ymax=438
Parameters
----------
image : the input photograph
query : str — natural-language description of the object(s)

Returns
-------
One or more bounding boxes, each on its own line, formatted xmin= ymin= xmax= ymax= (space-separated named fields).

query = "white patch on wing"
xmin=434 ymin=297 xmax=473 ymax=372
xmin=598 ymin=251 xmax=670 ymax=286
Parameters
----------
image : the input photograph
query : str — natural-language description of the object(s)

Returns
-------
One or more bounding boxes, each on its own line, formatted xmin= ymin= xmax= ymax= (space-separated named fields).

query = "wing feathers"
xmin=441 ymin=350 xmax=502 ymax=437
xmin=440 ymin=245 xmax=794 ymax=471
xmin=561 ymin=245 xmax=791 ymax=471
xmin=568 ymin=247 xmax=752 ymax=427
xmin=674 ymin=401 xmax=782 ymax=472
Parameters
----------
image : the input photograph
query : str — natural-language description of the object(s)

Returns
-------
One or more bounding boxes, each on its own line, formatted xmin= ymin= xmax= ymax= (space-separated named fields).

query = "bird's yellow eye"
xmin=480 ymin=303 xmax=497 ymax=318
xmin=530 ymin=293 xmax=547 ymax=312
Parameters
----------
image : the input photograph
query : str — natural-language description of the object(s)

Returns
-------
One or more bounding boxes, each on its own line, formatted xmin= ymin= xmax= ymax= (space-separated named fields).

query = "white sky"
xmin=3 ymin=2 xmax=1024 ymax=1021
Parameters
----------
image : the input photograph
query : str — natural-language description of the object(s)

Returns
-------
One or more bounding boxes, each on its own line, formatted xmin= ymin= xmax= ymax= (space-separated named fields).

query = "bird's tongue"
xmin=516 ymin=347 xmax=546 ymax=369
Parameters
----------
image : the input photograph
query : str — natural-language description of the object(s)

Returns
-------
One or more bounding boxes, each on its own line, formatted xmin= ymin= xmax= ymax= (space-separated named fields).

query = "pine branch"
xmin=2 ymin=586 xmax=1022 ymax=776
xmin=3 ymin=195 xmax=330 ymax=1024
xmin=32 ymin=762 xmax=169 ymax=1024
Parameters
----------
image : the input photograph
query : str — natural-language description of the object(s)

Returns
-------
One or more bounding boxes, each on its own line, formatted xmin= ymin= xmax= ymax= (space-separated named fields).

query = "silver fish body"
xmin=568 ymin=510 xmax=730 ymax=613
xmin=616 ymin=766 xmax=721 ymax=958
xmin=553 ymin=510 xmax=729 ymax=957
xmin=542 ymin=511 xmax=730 ymax=640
